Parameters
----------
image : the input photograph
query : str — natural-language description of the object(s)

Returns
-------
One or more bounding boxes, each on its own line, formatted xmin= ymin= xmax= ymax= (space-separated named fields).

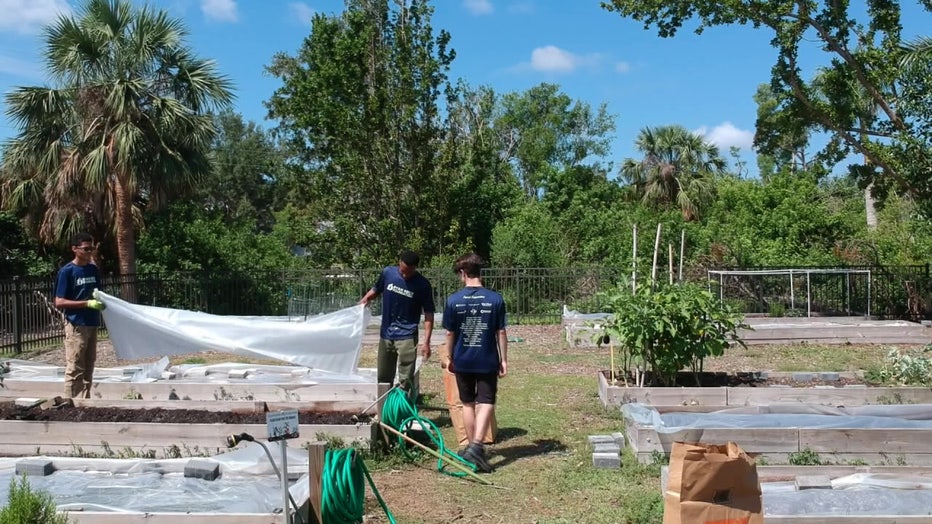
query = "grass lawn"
xmin=350 ymin=325 xmax=919 ymax=524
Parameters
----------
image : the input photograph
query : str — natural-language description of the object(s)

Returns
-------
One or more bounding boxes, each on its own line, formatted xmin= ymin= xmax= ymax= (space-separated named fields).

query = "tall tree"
xmin=496 ymin=83 xmax=615 ymax=199
xmin=436 ymin=82 xmax=521 ymax=258
xmin=201 ymin=112 xmax=286 ymax=232
xmin=0 ymin=0 xmax=233 ymax=282
xmin=620 ymin=125 xmax=726 ymax=221
xmin=266 ymin=0 xmax=454 ymax=265
xmin=602 ymin=0 xmax=932 ymax=212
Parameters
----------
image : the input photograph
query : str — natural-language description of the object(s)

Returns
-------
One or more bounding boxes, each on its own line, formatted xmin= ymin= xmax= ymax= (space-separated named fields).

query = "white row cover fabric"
xmin=97 ymin=291 xmax=368 ymax=374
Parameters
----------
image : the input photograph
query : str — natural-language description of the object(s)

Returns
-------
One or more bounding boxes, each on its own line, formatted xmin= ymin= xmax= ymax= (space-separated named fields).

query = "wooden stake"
xmin=678 ymin=229 xmax=685 ymax=283
xmin=377 ymin=422 xmax=492 ymax=485
xmin=651 ymin=223 xmax=662 ymax=287
xmin=307 ymin=441 xmax=326 ymax=524
xmin=632 ymin=224 xmax=638 ymax=293
xmin=609 ymin=342 xmax=615 ymax=385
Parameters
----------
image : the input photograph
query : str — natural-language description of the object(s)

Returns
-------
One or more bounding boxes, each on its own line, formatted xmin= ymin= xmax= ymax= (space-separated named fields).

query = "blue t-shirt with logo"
xmin=372 ymin=266 xmax=435 ymax=340
xmin=55 ymin=262 xmax=102 ymax=327
xmin=442 ymin=286 xmax=507 ymax=374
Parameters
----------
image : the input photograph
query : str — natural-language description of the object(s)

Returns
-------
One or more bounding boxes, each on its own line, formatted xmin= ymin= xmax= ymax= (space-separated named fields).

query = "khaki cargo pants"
xmin=377 ymin=335 xmax=418 ymax=394
xmin=64 ymin=323 xmax=97 ymax=399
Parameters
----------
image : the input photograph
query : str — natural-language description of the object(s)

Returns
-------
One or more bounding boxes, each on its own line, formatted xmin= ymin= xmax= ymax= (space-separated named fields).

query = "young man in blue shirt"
xmin=443 ymin=253 xmax=508 ymax=473
xmin=360 ymin=250 xmax=435 ymax=396
xmin=55 ymin=232 xmax=106 ymax=398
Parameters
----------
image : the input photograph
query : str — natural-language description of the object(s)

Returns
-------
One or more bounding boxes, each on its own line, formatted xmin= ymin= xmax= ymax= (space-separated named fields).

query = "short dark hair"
xmin=70 ymin=232 xmax=94 ymax=246
xmin=454 ymin=253 xmax=485 ymax=278
xmin=398 ymin=250 xmax=420 ymax=267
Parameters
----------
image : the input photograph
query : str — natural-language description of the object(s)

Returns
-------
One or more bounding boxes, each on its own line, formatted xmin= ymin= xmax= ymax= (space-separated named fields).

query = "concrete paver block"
xmin=184 ymin=459 xmax=220 ymax=481
xmin=593 ymin=443 xmax=621 ymax=455
xmin=592 ymin=452 xmax=621 ymax=469
xmin=587 ymin=435 xmax=614 ymax=446
xmin=16 ymin=459 xmax=54 ymax=477
xmin=611 ymin=432 xmax=626 ymax=448
xmin=796 ymin=475 xmax=832 ymax=490
xmin=819 ymin=372 xmax=840 ymax=381
xmin=792 ymin=372 xmax=815 ymax=382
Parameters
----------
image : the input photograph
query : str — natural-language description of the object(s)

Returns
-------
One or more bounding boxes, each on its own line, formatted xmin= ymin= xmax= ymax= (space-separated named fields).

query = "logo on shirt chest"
xmin=387 ymin=283 xmax=414 ymax=298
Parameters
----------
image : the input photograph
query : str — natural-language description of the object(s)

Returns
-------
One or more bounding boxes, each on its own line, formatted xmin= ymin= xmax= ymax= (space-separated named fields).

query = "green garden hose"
xmin=321 ymin=448 xmax=396 ymax=524
xmin=380 ymin=387 xmax=477 ymax=477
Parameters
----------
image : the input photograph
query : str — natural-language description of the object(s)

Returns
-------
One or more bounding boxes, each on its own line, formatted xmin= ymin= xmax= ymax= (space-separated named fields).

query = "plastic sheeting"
xmin=624 ymin=403 xmax=932 ymax=431
xmin=98 ymin=291 xmax=368 ymax=375
xmin=562 ymin=305 xmax=610 ymax=322
xmin=764 ymin=479 xmax=932 ymax=516
xmin=0 ymin=443 xmax=310 ymax=514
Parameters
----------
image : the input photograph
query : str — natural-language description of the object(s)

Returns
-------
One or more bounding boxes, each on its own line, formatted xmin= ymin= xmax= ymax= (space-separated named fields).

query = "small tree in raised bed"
xmin=598 ymin=281 xmax=747 ymax=386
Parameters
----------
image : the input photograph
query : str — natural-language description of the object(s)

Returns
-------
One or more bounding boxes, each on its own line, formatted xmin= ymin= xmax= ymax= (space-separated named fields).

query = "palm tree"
xmin=1 ymin=0 xmax=233 ymax=287
xmin=900 ymin=36 xmax=932 ymax=70
xmin=620 ymin=125 xmax=726 ymax=221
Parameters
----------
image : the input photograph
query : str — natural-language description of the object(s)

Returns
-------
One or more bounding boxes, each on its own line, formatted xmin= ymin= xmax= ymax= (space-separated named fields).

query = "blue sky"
xmin=0 ymin=0 xmax=929 ymax=178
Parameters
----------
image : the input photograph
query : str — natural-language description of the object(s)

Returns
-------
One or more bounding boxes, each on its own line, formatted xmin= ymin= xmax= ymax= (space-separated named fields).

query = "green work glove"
xmin=87 ymin=299 xmax=106 ymax=311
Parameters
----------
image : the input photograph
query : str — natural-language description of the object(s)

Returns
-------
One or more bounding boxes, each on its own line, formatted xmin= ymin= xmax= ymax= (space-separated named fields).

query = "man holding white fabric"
xmin=360 ymin=250 xmax=435 ymax=397
xmin=54 ymin=232 xmax=105 ymax=398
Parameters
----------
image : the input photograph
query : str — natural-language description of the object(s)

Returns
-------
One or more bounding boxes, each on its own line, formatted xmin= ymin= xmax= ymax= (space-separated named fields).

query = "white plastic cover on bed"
xmin=97 ymin=291 xmax=368 ymax=375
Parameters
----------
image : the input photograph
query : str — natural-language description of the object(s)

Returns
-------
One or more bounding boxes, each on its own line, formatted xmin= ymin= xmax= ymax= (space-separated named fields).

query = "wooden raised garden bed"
xmin=0 ymin=398 xmax=375 ymax=456
xmin=624 ymin=406 xmax=932 ymax=466
xmin=598 ymin=370 xmax=932 ymax=408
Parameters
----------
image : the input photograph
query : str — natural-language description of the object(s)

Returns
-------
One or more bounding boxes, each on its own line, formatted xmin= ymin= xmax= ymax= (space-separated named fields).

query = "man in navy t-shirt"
xmin=442 ymin=253 xmax=508 ymax=473
xmin=360 ymin=250 xmax=435 ymax=395
xmin=55 ymin=232 xmax=106 ymax=398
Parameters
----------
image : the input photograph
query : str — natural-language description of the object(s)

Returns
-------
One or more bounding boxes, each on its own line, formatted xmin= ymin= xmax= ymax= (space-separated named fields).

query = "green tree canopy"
xmin=602 ymin=0 xmax=932 ymax=214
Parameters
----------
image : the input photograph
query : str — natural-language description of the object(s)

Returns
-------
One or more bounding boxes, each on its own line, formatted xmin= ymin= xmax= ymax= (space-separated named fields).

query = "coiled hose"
xmin=321 ymin=448 xmax=395 ymax=523
xmin=380 ymin=387 xmax=476 ymax=477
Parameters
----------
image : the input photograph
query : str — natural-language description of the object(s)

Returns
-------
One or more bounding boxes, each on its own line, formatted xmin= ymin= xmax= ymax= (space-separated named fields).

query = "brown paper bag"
xmin=443 ymin=367 xmax=496 ymax=446
xmin=663 ymin=442 xmax=763 ymax=524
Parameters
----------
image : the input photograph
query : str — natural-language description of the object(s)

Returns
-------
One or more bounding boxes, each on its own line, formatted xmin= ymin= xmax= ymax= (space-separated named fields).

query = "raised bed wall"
xmin=0 ymin=420 xmax=373 ymax=456
xmin=625 ymin=414 xmax=932 ymax=466
xmin=0 ymin=379 xmax=383 ymax=403
xmin=598 ymin=371 xmax=932 ymax=407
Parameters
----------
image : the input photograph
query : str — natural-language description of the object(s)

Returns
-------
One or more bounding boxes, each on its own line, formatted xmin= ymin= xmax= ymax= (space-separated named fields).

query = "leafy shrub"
xmin=870 ymin=347 xmax=932 ymax=385
xmin=598 ymin=281 xmax=747 ymax=386
xmin=0 ymin=475 xmax=71 ymax=524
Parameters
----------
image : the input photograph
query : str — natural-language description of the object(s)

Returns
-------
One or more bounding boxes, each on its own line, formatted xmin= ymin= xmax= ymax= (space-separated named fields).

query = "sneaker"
xmin=461 ymin=443 xmax=495 ymax=473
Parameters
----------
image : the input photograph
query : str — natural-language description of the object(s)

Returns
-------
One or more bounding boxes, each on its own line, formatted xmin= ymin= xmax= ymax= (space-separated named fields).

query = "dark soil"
xmin=603 ymin=370 xmax=866 ymax=387
xmin=0 ymin=402 xmax=370 ymax=425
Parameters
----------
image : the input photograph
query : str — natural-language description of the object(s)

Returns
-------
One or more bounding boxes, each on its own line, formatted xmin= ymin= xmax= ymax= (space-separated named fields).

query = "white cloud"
xmin=694 ymin=122 xmax=755 ymax=150
xmin=289 ymin=2 xmax=315 ymax=24
xmin=201 ymin=0 xmax=238 ymax=23
xmin=614 ymin=61 xmax=631 ymax=73
xmin=0 ymin=0 xmax=70 ymax=34
xmin=464 ymin=0 xmax=493 ymax=15
xmin=527 ymin=46 xmax=601 ymax=73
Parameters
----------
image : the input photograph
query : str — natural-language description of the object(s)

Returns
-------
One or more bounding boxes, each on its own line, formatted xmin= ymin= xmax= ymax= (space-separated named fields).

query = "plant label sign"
xmin=266 ymin=409 xmax=299 ymax=442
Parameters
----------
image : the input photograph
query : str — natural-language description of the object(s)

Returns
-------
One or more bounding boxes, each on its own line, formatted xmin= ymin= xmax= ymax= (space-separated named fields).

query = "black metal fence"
xmin=2 ymin=265 xmax=927 ymax=355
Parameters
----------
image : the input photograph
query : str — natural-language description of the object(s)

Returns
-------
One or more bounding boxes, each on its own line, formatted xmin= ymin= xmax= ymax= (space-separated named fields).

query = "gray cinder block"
xmin=587 ymin=435 xmax=615 ymax=447
xmin=611 ymin=432 xmax=626 ymax=448
xmin=184 ymin=459 xmax=220 ymax=481
xmin=819 ymin=372 xmax=840 ymax=382
xmin=796 ymin=475 xmax=832 ymax=490
xmin=792 ymin=372 xmax=815 ymax=382
xmin=592 ymin=452 xmax=621 ymax=469
xmin=16 ymin=459 xmax=54 ymax=477
xmin=593 ymin=443 xmax=621 ymax=455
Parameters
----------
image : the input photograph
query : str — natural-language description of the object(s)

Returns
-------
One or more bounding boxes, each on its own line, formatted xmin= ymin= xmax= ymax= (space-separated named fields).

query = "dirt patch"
xmin=602 ymin=370 xmax=866 ymax=387
xmin=0 ymin=402 xmax=367 ymax=425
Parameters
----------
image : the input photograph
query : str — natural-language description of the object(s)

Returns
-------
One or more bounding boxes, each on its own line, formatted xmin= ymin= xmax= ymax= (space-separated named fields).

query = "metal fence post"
xmin=12 ymin=276 xmax=23 ymax=354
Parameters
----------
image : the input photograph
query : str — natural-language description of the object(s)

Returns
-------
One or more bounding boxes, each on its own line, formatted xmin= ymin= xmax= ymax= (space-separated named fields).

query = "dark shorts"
xmin=455 ymin=372 xmax=499 ymax=404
